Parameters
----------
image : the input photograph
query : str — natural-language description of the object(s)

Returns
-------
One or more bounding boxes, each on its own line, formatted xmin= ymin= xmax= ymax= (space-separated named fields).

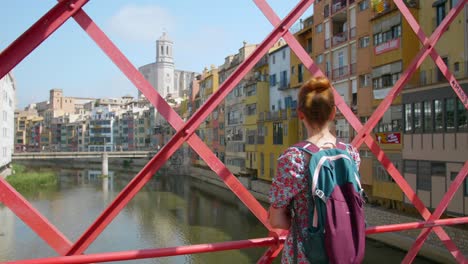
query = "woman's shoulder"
xmin=337 ymin=142 xmax=361 ymax=167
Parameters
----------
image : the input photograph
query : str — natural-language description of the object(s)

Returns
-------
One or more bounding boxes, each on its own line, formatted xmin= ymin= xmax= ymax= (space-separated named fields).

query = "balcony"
xmin=332 ymin=31 xmax=348 ymax=47
xmin=349 ymin=27 xmax=356 ymax=39
xmin=332 ymin=63 xmax=356 ymax=81
xmin=331 ymin=0 xmax=347 ymax=15
xmin=278 ymin=83 xmax=290 ymax=91
xmin=324 ymin=38 xmax=331 ymax=49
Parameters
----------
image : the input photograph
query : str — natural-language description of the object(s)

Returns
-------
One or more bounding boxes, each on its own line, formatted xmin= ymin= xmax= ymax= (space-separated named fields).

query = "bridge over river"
xmin=12 ymin=151 xmax=155 ymax=160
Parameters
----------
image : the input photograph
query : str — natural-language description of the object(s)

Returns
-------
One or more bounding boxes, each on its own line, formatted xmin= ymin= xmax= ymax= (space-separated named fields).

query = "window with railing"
xmin=358 ymin=0 xmax=369 ymax=11
xmin=273 ymin=122 xmax=283 ymax=145
xmin=298 ymin=64 xmax=304 ymax=83
xmin=324 ymin=4 xmax=330 ymax=17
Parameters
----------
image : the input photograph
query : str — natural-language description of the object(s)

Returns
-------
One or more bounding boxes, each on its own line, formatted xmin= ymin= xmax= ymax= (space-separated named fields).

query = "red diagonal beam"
xmin=403 ymin=162 xmax=468 ymax=264
xmin=351 ymin=0 xmax=466 ymax=149
xmin=0 ymin=0 xmax=91 ymax=256
xmin=0 ymin=177 xmax=73 ymax=255
xmin=394 ymin=1 xmax=468 ymax=262
xmin=254 ymin=0 xmax=428 ymax=261
xmin=256 ymin=0 xmax=466 ymax=262
xmin=394 ymin=0 xmax=468 ymax=109
xmin=0 ymin=0 xmax=90 ymax=79
xmin=65 ymin=0 xmax=312 ymax=255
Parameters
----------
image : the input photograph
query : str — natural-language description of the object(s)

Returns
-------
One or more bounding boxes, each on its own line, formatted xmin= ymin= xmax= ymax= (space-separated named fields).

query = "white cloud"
xmin=107 ymin=4 xmax=175 ymax=42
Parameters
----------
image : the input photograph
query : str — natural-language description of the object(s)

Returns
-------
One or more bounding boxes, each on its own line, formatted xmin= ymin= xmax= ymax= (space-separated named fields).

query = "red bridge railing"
xmin=0 ymin=0 xmax=467 ymax=263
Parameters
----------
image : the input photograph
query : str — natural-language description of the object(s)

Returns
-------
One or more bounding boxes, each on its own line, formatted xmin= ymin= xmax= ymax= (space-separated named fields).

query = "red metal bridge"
xmin=0 ymin=0 xmax=467 ymax=263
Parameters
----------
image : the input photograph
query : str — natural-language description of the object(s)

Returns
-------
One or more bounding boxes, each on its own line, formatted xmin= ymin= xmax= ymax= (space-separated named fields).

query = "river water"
xmin=0 ymin=166 xmax=439 ymax=263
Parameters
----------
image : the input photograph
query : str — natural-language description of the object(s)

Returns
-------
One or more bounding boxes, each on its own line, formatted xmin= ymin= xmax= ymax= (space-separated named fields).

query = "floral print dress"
xmin=268 ymin=142 xmax=361 ymax=264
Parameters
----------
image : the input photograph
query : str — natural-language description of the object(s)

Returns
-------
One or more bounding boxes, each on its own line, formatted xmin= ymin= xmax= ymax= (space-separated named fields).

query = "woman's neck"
xmin=305 ymin=125 xmax=336 ymax=147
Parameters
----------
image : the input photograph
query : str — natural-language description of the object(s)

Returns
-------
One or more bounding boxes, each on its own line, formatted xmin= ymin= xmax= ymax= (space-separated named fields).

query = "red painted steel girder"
xmin=7 ymin=236 xmax=287 ymax=264
xmin=65 ymin=9 xmax=270 ymax=255
xmin=0 ymin=177 xmax=72 ymax=254
xmin=0 ymin=0 xmax=466 ymax=263
xmin=256 ymin=0 xmax=467 ymax=262
xmin=6 ymin=216 xmax=468 ymax=264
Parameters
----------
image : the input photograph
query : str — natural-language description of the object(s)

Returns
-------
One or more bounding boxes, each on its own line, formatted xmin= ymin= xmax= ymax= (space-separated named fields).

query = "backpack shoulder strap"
xmin=292 ymin=141 xmax=320 ymax=155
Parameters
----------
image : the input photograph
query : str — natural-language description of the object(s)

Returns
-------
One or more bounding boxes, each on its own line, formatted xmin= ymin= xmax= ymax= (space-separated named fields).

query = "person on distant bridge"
xmin=268 ymin=76 xmax=361 ymax=264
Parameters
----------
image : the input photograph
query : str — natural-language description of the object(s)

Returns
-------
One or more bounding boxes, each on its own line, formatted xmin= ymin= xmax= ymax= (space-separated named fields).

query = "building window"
xmin=282 ymin=49 xmax=286 ymax=60
xmin=404 ymin=104 xmax=412 ymax=132
xmin=359 ymin=0 xmax=369 ymax=11
xmin=270 ymin=74 xmax=277 ymax=86
xmin=417 ymin=161 xmax=431 ymax=191
xmin=298 ymin=64 xmax=304 ymax=83
xmin=450 ymin=0 xmax=460 ymax=9
xmin=273 ymin=122 xmax=283 ymax=145
xmin=446 ymin=98 xmax=456 ymax=131
xmin=434 ymin=99 xmax=444 ymax=131
xmin=272 ymin=55 xmax=276 ymax=64
xmin=359 ymin=36 xmax=370 ymax=48
xmin=260 ymin=153 xmax=264 ymax=176
xmin=324 ymin=4 xmax=330 ymax=17
xmin=359 ymin=74 xmax=371 ymax=87
xmin=431 ymin=162 xmax=446 ymax=176
xmin=306 ymin=38 xmax=313 ymax=53
xmin=435 ymin=2 xmax=446 ymax=27
xmin=457 ymin=100 xmax=467 ymax=130
xmin=316 ymin=54 xmax=323 ymax=64
xmin=404 ymin=160 xmax=417 ymax=174
xmin=464 ymin=174 xmax=468 ymax=197
xmin=315 ymin=24 xmax=323 ymax=33
xmin=423 ymin=101 xmax=433 ymax=132
xmin=454 ymin=62 xmax=460 ymax=72
xmin=414 ymin=102 xmax=422 ymax=132
xmin=280 ymin=71 xmax=288 ymax=88
xmin=291 ymin=66 xmax=295 ymax=75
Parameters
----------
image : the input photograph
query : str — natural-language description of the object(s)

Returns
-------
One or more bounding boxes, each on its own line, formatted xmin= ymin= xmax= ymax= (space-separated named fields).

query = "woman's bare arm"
xmin=268 ymin=206 xmax=291 ymax=230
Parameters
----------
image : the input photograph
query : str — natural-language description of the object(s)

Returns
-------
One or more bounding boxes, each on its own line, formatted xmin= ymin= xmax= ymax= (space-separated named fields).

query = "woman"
xmin=268 ymin=76 xmax=360 ymax=264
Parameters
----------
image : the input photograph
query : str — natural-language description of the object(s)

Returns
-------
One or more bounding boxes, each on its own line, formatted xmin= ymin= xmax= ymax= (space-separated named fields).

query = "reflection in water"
xmin=0 ymin=167 xmax=438 ymax=264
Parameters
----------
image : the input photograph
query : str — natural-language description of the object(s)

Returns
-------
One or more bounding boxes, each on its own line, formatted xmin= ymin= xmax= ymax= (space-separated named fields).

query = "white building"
xmin=139 ymin=32 xmax=197 ymax=101
xmin=0 ymin=73 xmax=16 ymax=171
xmin=268 ymin=43 xmax=297 ymax=112
xmin=88 ymin=106 xmax=115 ymax=152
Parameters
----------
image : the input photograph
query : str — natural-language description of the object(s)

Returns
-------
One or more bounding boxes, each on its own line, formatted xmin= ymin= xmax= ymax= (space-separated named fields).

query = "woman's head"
xmin=297 ymin=76 xmax=335 ymax=129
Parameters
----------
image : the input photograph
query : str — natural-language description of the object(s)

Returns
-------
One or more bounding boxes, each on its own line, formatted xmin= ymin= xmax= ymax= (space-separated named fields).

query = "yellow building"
xmin=364 ymin=0 xmax=420 ymax=208
xmin=290 ymin=15 xmax=314 ymax=90
xmin=192 ymin=66 xmax=220 ymax=168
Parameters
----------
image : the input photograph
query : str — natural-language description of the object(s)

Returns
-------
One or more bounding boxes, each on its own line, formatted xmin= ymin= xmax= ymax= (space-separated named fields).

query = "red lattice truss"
xmin=0 ymin=0 xmax=467 ymax=263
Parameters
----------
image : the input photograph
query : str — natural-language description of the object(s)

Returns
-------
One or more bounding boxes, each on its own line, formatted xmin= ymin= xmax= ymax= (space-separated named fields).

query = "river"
xmin=0 ymin=165 xmax=439 ymax=263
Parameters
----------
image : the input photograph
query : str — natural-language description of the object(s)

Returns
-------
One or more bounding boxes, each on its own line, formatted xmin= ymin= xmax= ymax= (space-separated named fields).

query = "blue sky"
xmin=0 ymin=1 xmax=313 ymax=109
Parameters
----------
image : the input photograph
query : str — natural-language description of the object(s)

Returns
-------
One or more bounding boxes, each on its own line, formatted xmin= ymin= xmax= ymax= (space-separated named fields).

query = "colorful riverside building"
xmin=256 ymin=40 xmax=301 ymax=181
xmin=290 ymin=14 xmax=314 ymax=140
xmin=221 ymin=42 xmax=257 ymax=175
xmin=361 ymin=0 xmax=420 ymax=208
xmin=312 ymin=0 xmax=364 ymax=144
xmin=245 ymin=54 xmax=269 ymax=179
xmin=192 ymin=66 xmax=220 ymax=167
xmin=401 ymin=0 xmax=468 ymax=215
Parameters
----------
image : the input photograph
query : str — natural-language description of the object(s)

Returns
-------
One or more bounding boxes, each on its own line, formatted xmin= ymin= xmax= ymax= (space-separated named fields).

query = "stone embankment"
xmin=185 ymin=166 xmax=467 ymax=264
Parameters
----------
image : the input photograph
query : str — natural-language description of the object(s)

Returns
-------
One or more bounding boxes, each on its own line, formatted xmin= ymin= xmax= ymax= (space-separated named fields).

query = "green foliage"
xmin=6 ymin=164 xmax=57 ymax=194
